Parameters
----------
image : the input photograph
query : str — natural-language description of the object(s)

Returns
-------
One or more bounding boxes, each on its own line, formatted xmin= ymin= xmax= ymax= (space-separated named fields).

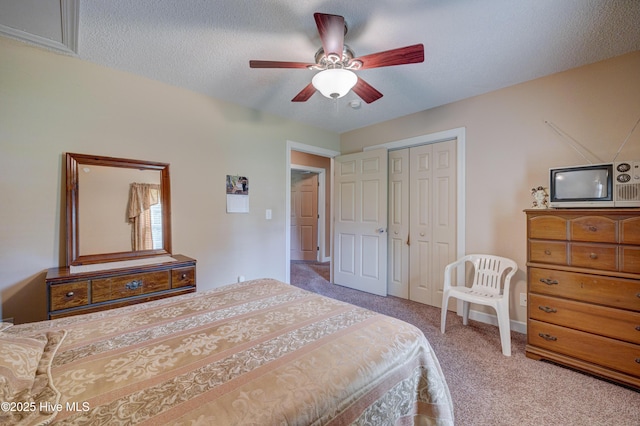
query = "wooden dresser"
xmin=525 ymin=209 xmax=640 ymax=389
xmin=46 ymin=254 xmax=196 ymax=319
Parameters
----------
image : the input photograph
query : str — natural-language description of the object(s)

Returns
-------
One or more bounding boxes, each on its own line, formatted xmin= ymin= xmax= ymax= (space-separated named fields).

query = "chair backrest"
xmin=467 ymin=254 xmax=517 ymax=296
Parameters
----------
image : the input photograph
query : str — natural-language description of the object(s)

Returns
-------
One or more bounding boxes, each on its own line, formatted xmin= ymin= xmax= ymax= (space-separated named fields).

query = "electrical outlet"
xmin=519 ymin=293 xmax=527 ymax=307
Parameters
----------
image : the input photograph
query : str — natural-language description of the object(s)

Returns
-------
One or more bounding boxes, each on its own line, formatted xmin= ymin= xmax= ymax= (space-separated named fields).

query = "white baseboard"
xmin=466 ymin=309 xmax=527 ymax=334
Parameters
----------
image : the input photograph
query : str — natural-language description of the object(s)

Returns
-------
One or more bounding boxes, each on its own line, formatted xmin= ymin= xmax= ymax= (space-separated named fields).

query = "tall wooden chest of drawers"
xmin=525 ymin=209 xmax=640 ymax=389
xmin=46 ymin=254 xmax=196 ymax=319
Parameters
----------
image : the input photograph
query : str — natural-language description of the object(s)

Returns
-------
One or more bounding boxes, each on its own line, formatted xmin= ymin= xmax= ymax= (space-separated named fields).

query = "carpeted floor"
xmin=290 ymin=260 xmax=640 ymax=426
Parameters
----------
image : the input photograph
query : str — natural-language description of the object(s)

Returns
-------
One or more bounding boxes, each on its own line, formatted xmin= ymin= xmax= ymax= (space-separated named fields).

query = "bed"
xmin=1 ymin=278 xmax=454 ymax=425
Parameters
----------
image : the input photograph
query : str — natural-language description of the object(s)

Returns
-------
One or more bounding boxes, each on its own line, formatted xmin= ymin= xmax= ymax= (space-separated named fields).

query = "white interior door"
xmin=333 ymin=149 xmax=388 ymax=296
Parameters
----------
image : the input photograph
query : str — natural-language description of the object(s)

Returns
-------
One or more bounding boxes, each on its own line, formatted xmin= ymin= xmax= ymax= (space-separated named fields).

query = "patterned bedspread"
xmin=4 ymin=278 xmax=453 ymax=425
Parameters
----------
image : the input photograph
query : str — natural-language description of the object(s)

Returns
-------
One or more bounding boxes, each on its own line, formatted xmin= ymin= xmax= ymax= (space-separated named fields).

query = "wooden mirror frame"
xmin=66 ymin=153 xmax=172 ymax=266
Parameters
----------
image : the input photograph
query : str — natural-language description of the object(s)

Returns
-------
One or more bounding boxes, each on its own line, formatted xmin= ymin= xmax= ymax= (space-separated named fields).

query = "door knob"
xmin=376 ymin=228 xmax=386 ymax=233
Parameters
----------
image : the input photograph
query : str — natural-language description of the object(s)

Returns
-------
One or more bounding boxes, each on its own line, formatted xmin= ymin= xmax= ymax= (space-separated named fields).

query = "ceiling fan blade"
xmin=291 ymin=83 xmax=317 ymax=102
xmin=351 ymin=43 xmax=424 ymax=69
xmin=314 ymin=13 xmax=345 ymax=60
xmin=352 ymin=77 xmax=383 ymax=104
xmin=250 ymin=60 xmax=314 ymax=69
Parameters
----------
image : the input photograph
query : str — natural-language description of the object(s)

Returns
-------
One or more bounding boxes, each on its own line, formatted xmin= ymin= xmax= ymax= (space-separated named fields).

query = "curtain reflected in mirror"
xmin=128 ymin=182 xmax=162 ymax=250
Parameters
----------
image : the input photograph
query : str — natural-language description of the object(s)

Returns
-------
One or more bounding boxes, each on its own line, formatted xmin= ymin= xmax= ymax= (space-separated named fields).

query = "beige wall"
xmin=2 ymin=33 xmax=638 ymax=327
xmin=341 ymin=51 xmax=640 ymax=324
xmin=0 ymin=36 xmax=339 ymax=324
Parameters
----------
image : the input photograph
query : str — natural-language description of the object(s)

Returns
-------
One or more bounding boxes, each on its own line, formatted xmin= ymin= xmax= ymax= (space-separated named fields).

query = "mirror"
xmin=66 ymin=153 xmax=172 ymax=266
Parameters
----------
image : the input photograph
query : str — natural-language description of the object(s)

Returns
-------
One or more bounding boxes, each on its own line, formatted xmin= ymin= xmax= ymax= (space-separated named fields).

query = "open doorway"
xmin=285 ymin=141 xmax=339 ymax=284
xmin=290 ymin=169 xmax=319 ymax=261
xmin=290 ymin=159 xmax=328 ymax=275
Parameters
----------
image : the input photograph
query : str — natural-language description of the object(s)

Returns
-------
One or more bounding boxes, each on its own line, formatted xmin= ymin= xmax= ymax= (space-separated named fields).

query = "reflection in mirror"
xmin=78 ymin=166 xmax=162 ymax=255
xmin=66 ymin=153 xmax=172 ymax=266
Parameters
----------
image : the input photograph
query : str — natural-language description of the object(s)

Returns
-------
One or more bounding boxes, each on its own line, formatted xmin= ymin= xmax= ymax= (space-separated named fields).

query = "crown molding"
xmin=0 ymin=0 xmax=78 ymax=56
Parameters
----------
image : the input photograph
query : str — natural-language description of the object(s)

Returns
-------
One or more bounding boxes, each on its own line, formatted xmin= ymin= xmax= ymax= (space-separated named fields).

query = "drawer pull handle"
xmin=589 ymin=226 xmax=597 ymax=232
xmin=66 ymin=291 xmax=74 ymax=298
xmin=181 ymin=273 xmax=187 ymax=279
xmin=589 ymin=253 xmax=598 ymax=259
xmin=636 ymin=358 xmax=640 ymax=364
xmin=539 ymin=278 xmax=559 ymax=286
xmin=538 ymin=306 xmax=557 ymax=313
xmin=125 ymin=280 xmax=142 ymax=290
xmin=636 ymin=326 xmax=640 ymax=331
xmin=538 ymin=333 xmax=557 ymax=341
xmin=544 ymin=249 xmax=551 ymax=255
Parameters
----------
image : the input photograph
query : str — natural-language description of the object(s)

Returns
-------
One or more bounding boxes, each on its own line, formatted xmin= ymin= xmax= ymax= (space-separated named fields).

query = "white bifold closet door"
xmin=388 ymin=140 xmax=457 ymax=307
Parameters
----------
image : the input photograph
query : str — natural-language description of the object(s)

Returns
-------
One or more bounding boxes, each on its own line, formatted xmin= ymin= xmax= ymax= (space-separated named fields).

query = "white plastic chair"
xmin=440 ymin=254 xmax=518 ymax=356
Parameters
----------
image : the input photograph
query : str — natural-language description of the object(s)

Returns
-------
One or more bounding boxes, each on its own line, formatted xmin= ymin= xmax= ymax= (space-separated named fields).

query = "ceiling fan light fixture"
xmin=312 ymin=69 xmax=357 ymax=99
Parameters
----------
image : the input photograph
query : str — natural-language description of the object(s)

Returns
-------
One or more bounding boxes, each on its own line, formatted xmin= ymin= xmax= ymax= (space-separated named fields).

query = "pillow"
xmin=0 ymin=332 xmax=47 ymax=401
xmin=0 ymin=329 xmax=67 ymax=425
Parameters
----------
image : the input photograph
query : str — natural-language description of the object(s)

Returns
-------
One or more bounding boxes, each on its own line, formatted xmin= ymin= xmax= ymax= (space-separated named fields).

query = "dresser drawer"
xmin=529 ymin=241 xmax=567 ymax=264
xmin=92 ymin=271 xmax=170 ymax=303
xmin=528 ymin=320 xmax=640 ymax=377
xmin=528 ymin=215 xmax=567 ymax=240
xmin=172 ymin=266 xmax=195 ymax=288
xmin=529 ymin=293 xmax=640 ymax=344
xmin=570 ymin=216 xmax=617 ymax=243
xmin=50 ymin=281 xmax=89 ymax=311
xmin=529 ymin=267 xmax=640 ymax=311
xmin=620 ymin=216 xmax=640 ymax=245
xmin=570 ymin=243 xmax=617 ymax=271
xmin=620 ymin=246 xmax=640 ymax=274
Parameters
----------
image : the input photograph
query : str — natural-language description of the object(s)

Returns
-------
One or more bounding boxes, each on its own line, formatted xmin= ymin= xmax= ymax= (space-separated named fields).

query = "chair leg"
xmin=462 ymin=301 xmax=470 ymax=326
xmin=440 ymin=294 xmax=449 ymax=334
xmin=496 ymin=305 xmax=512 ymax=356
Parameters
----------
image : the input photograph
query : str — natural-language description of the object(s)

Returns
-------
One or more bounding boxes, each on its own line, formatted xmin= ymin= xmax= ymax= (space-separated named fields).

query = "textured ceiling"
xmin=5 ymin=0 xmax=640 ymax=133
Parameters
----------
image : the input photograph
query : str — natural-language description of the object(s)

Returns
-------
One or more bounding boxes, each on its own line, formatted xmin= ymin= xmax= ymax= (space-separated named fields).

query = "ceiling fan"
xmin=249 ymin=12 xmax=424 ymax=104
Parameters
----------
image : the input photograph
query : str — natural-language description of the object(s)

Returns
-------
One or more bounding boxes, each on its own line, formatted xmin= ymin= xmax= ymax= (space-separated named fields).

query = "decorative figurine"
xmin=531 ymin=186 xmax=549 ymax=209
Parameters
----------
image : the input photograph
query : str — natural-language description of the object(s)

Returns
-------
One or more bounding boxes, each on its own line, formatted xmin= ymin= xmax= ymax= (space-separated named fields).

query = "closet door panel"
xmin=410 ymin=144 xmax=434 ymax=304
xmin=431 ymin=140 xmax=457 ymax=306
xmin=388 ymin=150 xmax=409 ymax=298
xmin=388 ymin=139 xmax=457 ymax=306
